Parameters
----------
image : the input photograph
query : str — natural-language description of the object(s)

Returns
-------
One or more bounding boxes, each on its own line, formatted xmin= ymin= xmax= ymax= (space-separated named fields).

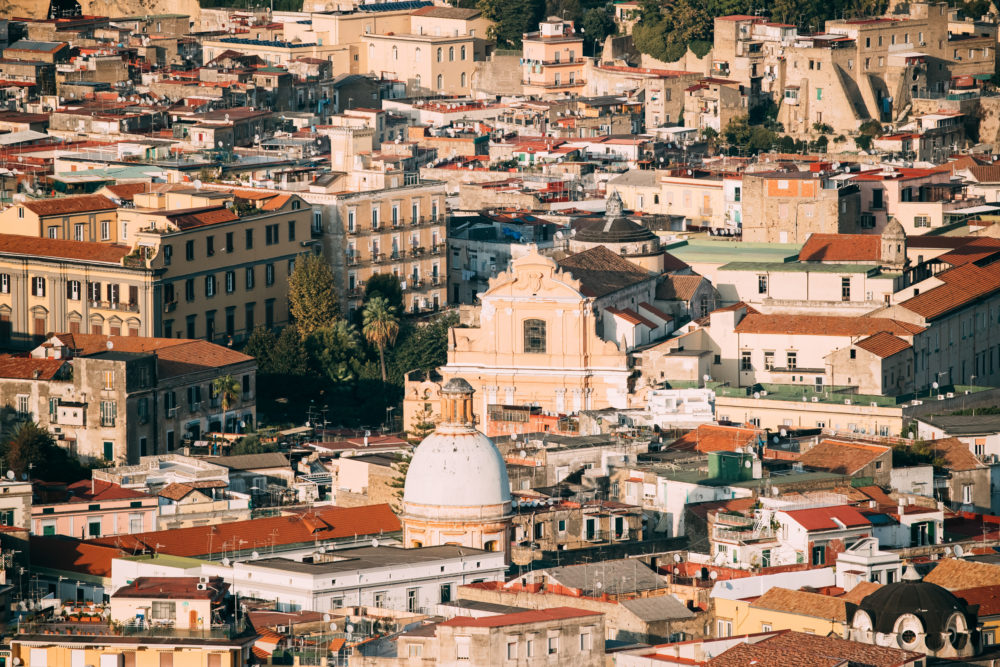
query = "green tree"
xmin=271 ymin=325 xmax=309 ymax=376
xmin=288 ymin=252 xmax=339 ymax=336
xmin=582 ymin=6 xmax=616 ymax=48
xmin=364 ymin=273 xmax=404 ymax=313
xmin=305 ymin=321 xmax=363 ymax=384
xmin=242 ymin=326 xmax=278 ymax=372
xmin=722 ymin=115 xmax=777 ymax=155
xmin=389 ymin=311 xmax=458 ymax=384
xmin=362 ymin=296 xmax=401 ymax=383
xmin=1 ymin=421 xmax=91 ymax=482
xmin=388 ymin=451 xmax=412 ymax=513
xmin=406 ymin=403 xmax=438 ymax=444
xmin=478 ymin=0 xmax=545 ymax=47
xmin=229 ymin=433 xmax=277 ymax=456
xmin=212 ymin=374 xmax=241 ymax=433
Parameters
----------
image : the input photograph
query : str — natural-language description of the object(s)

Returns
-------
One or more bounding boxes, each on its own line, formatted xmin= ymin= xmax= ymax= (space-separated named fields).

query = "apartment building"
xmin=522 ymin=18 xmax=586 ymax=98
xmin=740 ymin=168 xmax=862 ymax=243
xmin=851 ymin=165 xmax=982 ymax=234
xmin=123 ymin=187 xmax=317 ymax=341
xmin=0 ymin=194 xmax=119 ymax=242
xmin=13 ymin=332 xmax=257 ymax=463
xmin=0 ymin=234 xmax=156 ymax=348
xmin=31 ymin=480 xmax=158 ymax=539
xmin=684 ymin=77 xmax=747 ymax=133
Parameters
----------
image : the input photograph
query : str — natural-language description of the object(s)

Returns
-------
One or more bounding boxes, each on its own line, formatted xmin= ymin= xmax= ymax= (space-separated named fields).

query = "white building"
xmin=231 ymin=545 xmax=506 ymax=613
xmin=646 ymin=388 xmax=715 ymax=429
xmin=834 ymin=537 xmax=902 ymax=591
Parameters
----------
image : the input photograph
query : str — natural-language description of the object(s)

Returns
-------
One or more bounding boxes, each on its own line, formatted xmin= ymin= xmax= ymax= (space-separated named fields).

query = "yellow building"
xmin=714 ymin=587 xmax=853 ymax=638
xmin=0 ymin=194 xmax=119 ymax=242
xmin=0 ymin=234 xmax=155 ymax=348
xmin=522 ymin=18 xmax=587 ymax=98
xmin=362 ymin=32 xmax=477 ymax=96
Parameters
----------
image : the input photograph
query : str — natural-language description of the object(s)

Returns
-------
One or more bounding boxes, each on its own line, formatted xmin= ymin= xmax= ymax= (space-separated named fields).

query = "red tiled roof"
xmin=87 ymin=504 xmax=400 ymax=558
xmin=930 ymin=437 xmax=985 ymax=471
xmin=657 ymin=274 xmax=704 ymax=301
xmin=0 ymin=234 xmax=131 ymax=265
xmin=21 ymin=194 xmax=116 ymax=216
xmin=796 ymin=440 xmax=889 ymax=475
xmin=708 ymin=630 xmax=922 ymax=667
xmin=102 ymin=183 xmax=148 ymax=201
xmin=798 ymin=233 xmax=881 ymax=262
xmin=64 ymin=479 xmax=151 ymax=502
xmin=0 ymin=355 xmax=66 ymax=380
xmin=900 ymin=261 xmax=1000 ymax=320
xmin=607 ymin=307 xmax=657 ymax=329
xmin=782 ymin=505 xmax=871 ymax=531
xmin=953 ymin=584 xmax=1000 ymax=615
xmin=935 ymin=237 xmax=1000 ymax=267
xmin=112 ymin=576 xmax=226 ymax=599
xmin=157 ymin=483 xmax=201 ymax=501
xmin=439 ymin=606 xmax=602 ymax=628
xmin=670 ymin=424 xmax=761 ymax=453
xmin=52 ymin=334 xmax=253 ymax=377
xmin=854 ymin=332 xmax=912 ymax=358
xmin=734 ymin=313 xmax=923 ymax=337
xmin=29 ymin=535 xmax=120 ymax=577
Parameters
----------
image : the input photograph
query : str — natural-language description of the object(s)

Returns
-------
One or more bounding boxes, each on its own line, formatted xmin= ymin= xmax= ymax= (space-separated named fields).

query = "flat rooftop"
xmin=666 ymin=238 xmax=801 ymax=265
xmin=719 ymin=261 xmax=880 ymax=274
xmin=244 ymin=545 xmax=494 ymax=574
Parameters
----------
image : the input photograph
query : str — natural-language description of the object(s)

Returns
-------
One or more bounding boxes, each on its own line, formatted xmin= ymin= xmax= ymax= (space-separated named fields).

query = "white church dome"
xmin=402 ymin=378 xmax=512 ymax=512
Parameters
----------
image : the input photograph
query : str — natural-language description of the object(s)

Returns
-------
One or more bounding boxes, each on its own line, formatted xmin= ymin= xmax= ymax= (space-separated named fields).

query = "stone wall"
xmin=471 ymin=53 xmax=523 ymax=97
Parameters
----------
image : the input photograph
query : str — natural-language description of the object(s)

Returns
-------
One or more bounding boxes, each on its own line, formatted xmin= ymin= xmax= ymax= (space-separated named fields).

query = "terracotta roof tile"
xmin=734 ymin=313 xmax=924 ymax=337
xmin=967 ymin=164 xmax=1000 ymax=183
xmin=0 ymin=234 xmax=131 ymax=265
xmin=112 ymin=576 xmax=226 ymax=600
xmin=925 ymin=558 xmax=1000 ymax=590
xmin=749 ymin=587 xmax=851 ymax=622
xmin=102 ymin=183 xmax=148 ymax=201
xmin=799 ymin=233 xmax=881 ymax=262
xmin=157 ymin=483 xmax=198 ymax=501
xmin=657 ymin=274 xmax=705 ymax=301
xmin=52 ymin=334 xmax=253 ymax=378
xmin=935 ymin=237 xmax=1000 ymax=267
xmin=557 ymin=246 xmax=650 ymax=297
xmin=841 ymin=581 xmax=882 ymax=604
xmin=796 ymin=440 xmax=889 ymax=475
xmin=670 ymin=424 xmax=761 ymax=453
xmin=21 ymin=194 xmax=116 ymax=217
xmin=929 ymin=437 xmax=985 ymax=471
xmin=781 ymin=505 xmax=871 ymax=531
xmin=953 ymin=584 xmax=1000 ymax=615
xmin=708 ymin=630 xmax=923 ymax=667
xmin=899 ymin=262 xmax=1000 ymax=320
xmin=854 ymin=332 xmax=912 ymax=358
xmin=29 ymin=535 xmax=120 ymax=577
xmin=64 ymin=479 xmax=152 ymax=502
xmin=0 ymin=355 xmax=66 ymax=380
xmin=439 ymin=606 xmax=601 ymax=628
xmin=87 ymin=504 xmax=400 ymax=558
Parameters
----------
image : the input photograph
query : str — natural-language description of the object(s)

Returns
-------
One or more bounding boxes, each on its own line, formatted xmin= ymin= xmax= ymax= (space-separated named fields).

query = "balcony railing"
xmin=18 ymin=620 xmax=245 ymax=641
xmin=91 ymin=300 xmax=140 ymax=313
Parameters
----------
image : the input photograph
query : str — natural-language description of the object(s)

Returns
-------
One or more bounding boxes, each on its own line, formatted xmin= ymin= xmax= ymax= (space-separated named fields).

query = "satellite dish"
xmin=221 ymin=557 xmax=231 ymax=567
xmin=519 ymin=450 xmax=527 ymax=459
xmin=13 ymin=659 xmax=20 ymax=666
xmin=753 ymin=392 xmax=761 ymax=399
xmin=944 ymin=546 xmax=953 ymax=556
xmin=703 ymin=374 xmax=711 ymax=382
xmin=106 ymin=340 xmax=114 ymax=349
xmin=251 ymin=551 xmax=259 ymax=560
xmin=5 ymin=471 xmax=13 ymax=480
xmin=673 ymin=567 xmax=680 ymax=575
xmin=323 ymin=613 xmax=331 ymax=621
xmin=932 ymin=382 xmax=939 ymax=389
xmin=744 ymin=460 xmax=752 ymax=468
xmin=20 ymin=473 xmax=27 ymax=481
xmin=673 ymin=553 xmax=682 ymax=562
xmin=345 ymin=624 xmax=355 ymax=634
xmin=709 ymin=570 xmax=719 ymax=580
xmin=779 ymin=428 xmax=787 ymax=437
xmin=772 ymin=436 xmax=779 ymax=444
xmin=330 ymin=622 xmax=337 ymax=631
xmin=954 ymin=544 xmax=965 ymax=557
xmin=371 ymin=538 xmax=380 ymax=548
xmin=193 ymin=179 xmax=203 ymax=190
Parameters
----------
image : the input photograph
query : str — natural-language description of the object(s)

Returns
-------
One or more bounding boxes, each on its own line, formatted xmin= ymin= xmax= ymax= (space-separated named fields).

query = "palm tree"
xmin=212 ymin=374 xmax=242 ymax=434
xmin=362 ymin=296 xmax=400 ymax=383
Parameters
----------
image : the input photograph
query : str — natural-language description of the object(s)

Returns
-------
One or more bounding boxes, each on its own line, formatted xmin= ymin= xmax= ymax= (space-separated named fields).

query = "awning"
xmin=974 ymin=73 xmax=993 ymax=81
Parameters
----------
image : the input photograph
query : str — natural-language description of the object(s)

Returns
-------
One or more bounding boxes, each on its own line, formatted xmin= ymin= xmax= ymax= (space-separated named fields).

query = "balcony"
xmin=91 ymin=300 xmax=140 ymax=313
xmin=18 ymin=620 xmax=245 ymax=641
xmin=163 ymin=301 xmax=177 ymax=313
xmin=583 ymin=530 xmax=604 ymax=542
xmin=712 ymin=514 xmax=776 ymax=544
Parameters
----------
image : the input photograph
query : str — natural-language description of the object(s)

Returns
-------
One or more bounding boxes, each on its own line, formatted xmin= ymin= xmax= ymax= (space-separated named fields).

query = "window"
xmin=205 ymin=275 xmax=216 ymax=298
xmin=437 ymin=47 xmax=443 ymax=62
xmin=740 ymin=349 xmax=754 ymax=371
xmin=265 ymin=224 xmax=279 ymax=245
xmin=185 ymin=279 xmax=195 ymax=302
xmin=186 ymin=240 xmax=195 ymax=260
xmin=31 ymin=277 xmax=45 ymax=297
xmin=288 ymin=220 xmax=296 ymax=242
xmin=914 ymin=215 xmax=930 ymax=227
xmin=206 ymin=236 xmax=215 ymax=257
xmin=786 ymin=352 xmax=797 ymax=369
xmin=717 ymin=620 xmax=732 ymax=637
xmin=246 ymin=228 xmax=254 ymax=249
xmin=100 ymin=401 xmax=117 ymax=427
xmin=461 ymin=72 xmax=467 ymax=87
xmin=266 ymin=263 xmax=275 ymax=286
xmin=246 ymin=267 xmax=255 ymax=290
xmin=507 ymin=641 xmax=517 ymax=660
xmin=524 ymin=319 xmax=546 ymax=353
xmin=225 ymin=271 xmax=235 ymax=294
xmin=841 ymin=277 xmax=851 ymax=302
xmin=757 ymin=274 xmax=767 ymax=294
xmin=74 ymin=223 xmax=84 ymax=241
xmin=440 ymin=583 xmax=452 ymax=603
xmin=392 ymin=45 xmax=398 ymax=60
xmin=288 ymin=259 xmax=296 ymax=276
xmin=373 ymin=591 xmax=386 ymax=608
xmin=761 ymin=623 xmax=772 ymax=632
xmin=437 ymin=74 xmax=443 ymax=90
xmin=151 ymin=601 xmax=175 ymax=621
xmin=414 ymin=47 xmax=421 ymax=62
xmin=850 ymin=349 xmax=856 ymax=359
xmin=0 ymin=274 xmax=8 ymax=294
xmin=812 ymin=545 xmax=826 ymax=565
xmin=764 ymin=351 xmax=774 ymax=371
xmin=816 ymin=88 xmax=823 ymax=101
xmin=461 ymin=45 xmax=467 ymax=60
xmin=580 ymin=632 xmax=592 ymax=651
xmin=103 ymin=370 xmax=114 ymax=390
xmin=100 ymin=220 xmax=110 ymax=240
xmin=67 ymin=280 xmax=80 ymax=301
xmin=547 ymin=637 xmax=558 ymax=655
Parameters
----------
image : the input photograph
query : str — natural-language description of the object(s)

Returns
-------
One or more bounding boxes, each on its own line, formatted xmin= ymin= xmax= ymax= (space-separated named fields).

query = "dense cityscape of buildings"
xmin=2 ymin=0 xmax=1000 ymax=665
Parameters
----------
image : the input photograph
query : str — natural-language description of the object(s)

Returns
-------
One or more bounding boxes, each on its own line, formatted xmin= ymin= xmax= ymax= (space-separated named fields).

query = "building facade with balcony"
xmin=522 ymin=18 xmax=586 ymax=98
xmin=338 ymin=181 xmax=448 ymax=316
xmin=15 ymin=333 xmax=256 ymax=464
xmin=31 ymin=480 xmax=158 ymax=539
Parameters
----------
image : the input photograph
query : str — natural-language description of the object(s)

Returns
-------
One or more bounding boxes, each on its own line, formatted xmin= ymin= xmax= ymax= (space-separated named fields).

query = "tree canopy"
xmin=288 ymin=252 xmax=339 ymax=336
xmin=364 ymin=273 xmax=404 ymax=313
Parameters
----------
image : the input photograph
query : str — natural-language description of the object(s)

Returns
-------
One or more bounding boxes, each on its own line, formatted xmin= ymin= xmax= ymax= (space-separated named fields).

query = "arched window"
xmin=436 ymin=74 xmax=443 ymax=90
xmin=414 ymin=47 xmax=422 ymax=62
xmin=436 ymin=47 xmax=442 ymax=62
xmin=524 ymin=319 xmax=546 ymax=353
xmin=461 ymin=45 xmax=466 ymax=60
xmin=392 ymin=46 xmax=398 ymax=60
xmin=415 ymin=74 xmax=421 ymax=89
xmin=461 ymin=72 xmax=466 ymax=88
xmin=448 ymin=46 xmax=454 ymax=61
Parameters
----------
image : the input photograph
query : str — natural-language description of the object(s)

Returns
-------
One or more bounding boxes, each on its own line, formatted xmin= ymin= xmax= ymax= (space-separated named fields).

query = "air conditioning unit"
xmin=937 ymin=394 xmax=945 ymax=400
xmin=946 ymin=392 xmax=955 ymax=398
xmin=844 ymin=399 xmax=852 ymax=405
xmin=199 ymin=576 xmax=209 ymax=584
xmin=277 ymin=625 xmax=288 ymax=633
xmin=196 ymin=583 xmax=208 ymax=591
xmin=870 ymin=402 xmax=878 ymax=407
xmin=811 ymin=396 xmax=819 ymax=402
xmin=760 ymin=390 xmax=768 ymax=396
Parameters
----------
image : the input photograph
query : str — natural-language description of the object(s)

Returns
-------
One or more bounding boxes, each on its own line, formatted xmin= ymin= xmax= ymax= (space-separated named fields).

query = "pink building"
xmin=522 ymin=18 xmax=586 ymax=98
xmin=32 ymin=479 xmax=157 ymax=539
xmin=851 ymin=166 xmax=984 ymax=235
